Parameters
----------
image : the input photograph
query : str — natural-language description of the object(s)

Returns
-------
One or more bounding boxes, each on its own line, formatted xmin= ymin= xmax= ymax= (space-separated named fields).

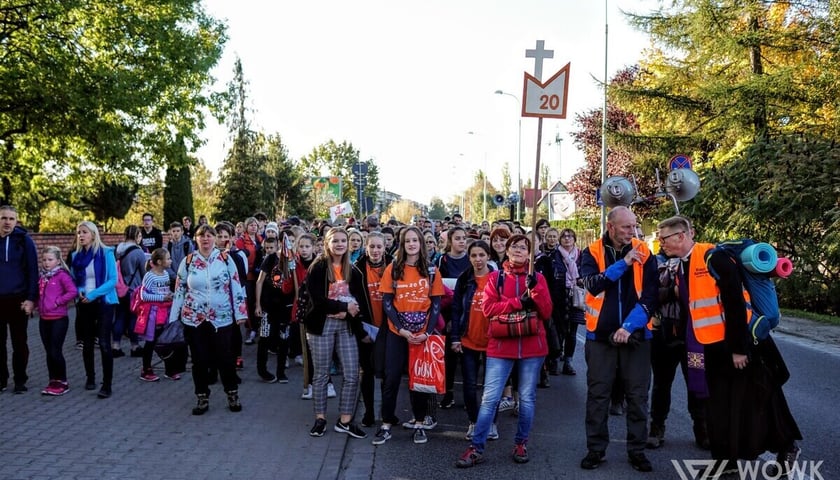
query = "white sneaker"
xmin=285 ymin=358 xmax=290 ymax=368
xmin=327 ymin=383 xmax=337 ymax=398
xmin=294 ymin=355 xmax=304 ymax=366
xmin=465 ymin=423 xmax=475 ymax=440
xmin=301 ymin=384 xmax=313 ymax=400
xmin=488 ymin=423 xmax=499 ymax=441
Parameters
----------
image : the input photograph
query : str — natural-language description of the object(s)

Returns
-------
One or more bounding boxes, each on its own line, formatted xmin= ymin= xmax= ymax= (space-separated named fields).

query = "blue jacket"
xmin=70 ymin=247 xmax=119 ymax=305
xmin=0 ymin=226 xmax=39 ymax=301
xmin=450 ymin=264 xmax=495 ymax=343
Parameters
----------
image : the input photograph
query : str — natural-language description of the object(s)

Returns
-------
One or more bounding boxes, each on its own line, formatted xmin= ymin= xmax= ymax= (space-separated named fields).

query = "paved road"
xmin=0 ymin=314 xmax=837 ymax=480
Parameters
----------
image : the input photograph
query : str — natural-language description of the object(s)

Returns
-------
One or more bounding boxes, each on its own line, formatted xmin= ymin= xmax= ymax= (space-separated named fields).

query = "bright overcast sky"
xmin=198 ymin=0 xmax=659 ymax=205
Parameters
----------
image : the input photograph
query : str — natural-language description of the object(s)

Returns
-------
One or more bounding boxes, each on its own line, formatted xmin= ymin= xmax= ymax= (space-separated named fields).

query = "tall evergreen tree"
xmin=164 ymin=163 xmax=194 ymax=229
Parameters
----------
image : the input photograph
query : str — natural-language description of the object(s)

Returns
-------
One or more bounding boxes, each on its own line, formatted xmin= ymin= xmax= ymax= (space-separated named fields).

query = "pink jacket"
xmin=38 ymin=269 xmax=78 ymax=320
xmin=482 ymin=263 xmax=552 ymax=359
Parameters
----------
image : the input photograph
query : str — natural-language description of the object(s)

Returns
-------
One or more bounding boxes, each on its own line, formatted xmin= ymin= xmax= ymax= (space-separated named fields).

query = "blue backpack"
xmin=705 ymin=239 xmax=781 ymax=344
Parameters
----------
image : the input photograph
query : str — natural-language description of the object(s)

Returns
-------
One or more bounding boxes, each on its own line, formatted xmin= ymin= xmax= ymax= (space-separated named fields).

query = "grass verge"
xmin=781 ymin=308 xmax=840 ymax=326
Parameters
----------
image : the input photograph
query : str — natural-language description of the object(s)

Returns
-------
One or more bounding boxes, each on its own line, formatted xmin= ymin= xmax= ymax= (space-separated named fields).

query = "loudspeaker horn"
xmin=665 ymin=168 xmax=700 ymax=202
xmin=493 ymin=194 xmax=507 ymax=207
xmin=599 ymin=176 xmax=636 ymax=208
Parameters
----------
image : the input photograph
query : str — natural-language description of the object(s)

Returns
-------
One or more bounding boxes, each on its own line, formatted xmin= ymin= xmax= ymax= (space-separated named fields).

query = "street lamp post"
xmin=600 ymin=0 xmax=609 ymax=235
xmin=494 ymin=90 xmax=523 ymax=220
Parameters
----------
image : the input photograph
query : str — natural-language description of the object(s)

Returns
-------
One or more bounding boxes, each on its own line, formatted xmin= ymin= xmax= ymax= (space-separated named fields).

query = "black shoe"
xmin=275 ymin=373 xmax=289 ymax=384
xmin=693 ymin=423 xmax=710 ymax=450
xmin=439 ymin=392 xmax=455 ymax=409
xmin=628 ymin=452 xmax=652 ymax=472
xmin=646 ymin=423 xmax=665 ymax=449
xmin=538 ymin=374 xmax=550 ymax=388
xmin=258 ymin=372 xmax=277 ymax=383
xmin=97 ymin=387 xmax=112 ymax=399
xmin=13 ymin=384 xmax=27 ymax=394
xmin=334 ymin=420 xmax=368 ymax=439
xmin=562 ymin=361 xmax=577 ymax=376
xmin=192 ymin=393 xmax=209 ymax=415
xmin=310 ymin=418 xmax=327 ymax=437
xmin=226 ymin=390 xmax=242 ymax=412
xmin=580 ymin=450 xmax=605 ymax=470
xmin=112 ymin=349 xmax=125 ymax=358
xmin=129 ymin=348 xmax=144 ymax=358
xmin=85 ymin=379 xmax=96 ymax=390
xmin=361 ymin=413 xmax=375 ymax=428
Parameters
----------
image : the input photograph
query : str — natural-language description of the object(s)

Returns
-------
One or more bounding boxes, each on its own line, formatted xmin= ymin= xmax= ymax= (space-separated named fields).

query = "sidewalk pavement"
xmin=0 ymin=312 xmax=353 ymax=480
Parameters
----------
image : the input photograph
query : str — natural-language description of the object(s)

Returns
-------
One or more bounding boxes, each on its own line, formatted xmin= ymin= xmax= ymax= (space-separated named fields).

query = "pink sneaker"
xmin=43 ymin=380 xmax=69 ymax=396
xmin=140 ymin=369 xmax=160 ymax=382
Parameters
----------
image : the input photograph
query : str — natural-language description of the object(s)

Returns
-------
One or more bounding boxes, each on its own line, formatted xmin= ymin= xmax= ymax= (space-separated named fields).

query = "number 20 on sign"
xmin=522 ymin=63 xmax=571 ymax=119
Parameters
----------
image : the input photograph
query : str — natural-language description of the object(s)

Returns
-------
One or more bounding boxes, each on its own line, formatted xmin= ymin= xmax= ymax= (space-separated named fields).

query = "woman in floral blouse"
xmin=169 ymin=224 xmax=248 ymax=415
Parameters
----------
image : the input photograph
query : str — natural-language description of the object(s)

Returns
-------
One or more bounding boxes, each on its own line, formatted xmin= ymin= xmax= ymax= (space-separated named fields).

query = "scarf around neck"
xmin=558 ymin=246 xmax=580 ymax=288
xmin=72 ymin=247 xmax=106 ymax=289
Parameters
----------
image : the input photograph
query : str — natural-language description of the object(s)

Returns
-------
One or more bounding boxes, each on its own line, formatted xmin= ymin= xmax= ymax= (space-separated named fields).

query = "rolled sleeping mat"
xmin=771 ymin=257 xmax=794 ymax=278
xmin=740 ymin=242 xmax=778 ymax=274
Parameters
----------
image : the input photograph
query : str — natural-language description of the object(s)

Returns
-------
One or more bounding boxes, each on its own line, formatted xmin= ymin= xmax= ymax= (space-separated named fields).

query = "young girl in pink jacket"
xmin=37 ymin=246 xmax=78 ymax=396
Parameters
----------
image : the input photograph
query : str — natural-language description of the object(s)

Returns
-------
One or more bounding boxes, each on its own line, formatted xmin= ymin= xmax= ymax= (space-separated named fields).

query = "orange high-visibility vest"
xmin=584 ymin=238 xmax=651 ymax=333
xmin=687 ymin=243 xmax=752 ymax=344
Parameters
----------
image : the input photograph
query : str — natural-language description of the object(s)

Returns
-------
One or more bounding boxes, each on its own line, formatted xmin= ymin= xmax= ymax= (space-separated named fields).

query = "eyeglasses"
xmin=659 ymin=231 xmax=685 ymax=242
xmin=508 ymin=243 xmax=529 ymax=252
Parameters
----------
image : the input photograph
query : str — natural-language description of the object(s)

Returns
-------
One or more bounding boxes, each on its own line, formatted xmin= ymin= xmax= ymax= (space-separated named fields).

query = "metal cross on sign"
xmin=525 ymin=40 xmax=554 ymax=81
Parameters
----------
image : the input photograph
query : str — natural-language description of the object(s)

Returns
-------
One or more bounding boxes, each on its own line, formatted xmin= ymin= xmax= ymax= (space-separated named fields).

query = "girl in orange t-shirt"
xmin=450 ymin=240 xmax=496 ymax=440
xmin=372 ymin=227 xmax=444 ymax=446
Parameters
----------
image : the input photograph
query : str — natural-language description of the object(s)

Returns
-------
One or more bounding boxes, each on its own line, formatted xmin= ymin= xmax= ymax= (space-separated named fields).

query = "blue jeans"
xmin=471 ymin=355 xmax=545 ymax=451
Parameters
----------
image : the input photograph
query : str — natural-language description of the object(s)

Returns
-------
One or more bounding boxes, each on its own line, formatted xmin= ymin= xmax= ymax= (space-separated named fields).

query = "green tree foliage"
xmin=79 ymin=179 xmax=138 ymax=224
xmin=0 ymin=1 xmax=226 ymax=229
xmin=427 ymin=197 xmax=448 ymax=220
xmin=259 ymin=133 xmax=313 ymax=220
xmin=190 ymin=161 xmax=217 ymax=223
xmin=164 ymin=164 xmax=194 ymax=229
xmin=610 ymin=1 xmax=840 ymax=313
xmin=298 ymin=140 xmax=380 ymax=217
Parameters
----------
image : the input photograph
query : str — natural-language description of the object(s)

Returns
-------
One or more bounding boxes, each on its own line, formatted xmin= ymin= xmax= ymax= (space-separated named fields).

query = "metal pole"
xmin=600 ymin=0 xmax=609 ymax=236
xmin=517 ymin=118 xmax=522 ymax=221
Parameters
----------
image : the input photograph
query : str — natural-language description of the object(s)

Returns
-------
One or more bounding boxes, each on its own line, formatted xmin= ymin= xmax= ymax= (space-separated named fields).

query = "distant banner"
xmin=310 ymin=176 xmax=342 ymax=203
xmin=329 ymin=201 xmax=353 ymax=222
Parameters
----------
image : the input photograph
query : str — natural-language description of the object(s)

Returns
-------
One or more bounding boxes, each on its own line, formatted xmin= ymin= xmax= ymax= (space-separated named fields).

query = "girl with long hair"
xmin=305 ymin=227 xmax=371 ymax=439
xmin=37 ymin=246 xmax=77 ymax=396
xmin=372 ymin=226 xmax=445 ymax=446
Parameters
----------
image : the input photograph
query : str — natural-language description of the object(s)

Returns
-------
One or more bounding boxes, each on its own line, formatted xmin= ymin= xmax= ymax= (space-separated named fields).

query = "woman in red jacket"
xmin=456 ymin=233 xmax=552 ymax=468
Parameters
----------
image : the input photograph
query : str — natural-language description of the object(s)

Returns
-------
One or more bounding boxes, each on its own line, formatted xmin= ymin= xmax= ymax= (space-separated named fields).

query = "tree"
xmin=385 ymin=200 xmax=421 ymax=225
xmin=500 ymin=162 xmax=512 ymax=197
xmin=0 ymin=1 xmax=226 ymax=229
xmin=215 ymin=58 xmax=266 ymax=222
xmin=427 ymin=197 xmax=447 ymax=220
xmin=298 ymin=140 xmax=380 ymax=217
xmin=261 ymin=134 xmax=313 ymax=220
xmin=190 ymin=161 xmax=217 ymax=223
xmin=613 ymin=1 xmax=840 ymax=313
xmin=164 ymin=163 xmax=194 ymax=229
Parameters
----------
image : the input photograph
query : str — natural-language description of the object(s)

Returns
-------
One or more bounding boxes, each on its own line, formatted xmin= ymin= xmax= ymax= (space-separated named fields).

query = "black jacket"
xmin=305 ymin=257 xmax=371 ymax=341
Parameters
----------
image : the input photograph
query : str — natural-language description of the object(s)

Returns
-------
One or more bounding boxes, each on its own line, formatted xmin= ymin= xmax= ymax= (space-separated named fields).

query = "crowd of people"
xmin=0 ymin=204 xmax=803 ymax=476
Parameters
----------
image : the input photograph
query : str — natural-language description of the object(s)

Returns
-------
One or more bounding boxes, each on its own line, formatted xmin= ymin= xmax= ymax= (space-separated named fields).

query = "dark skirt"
xmin=704 ymin=336 xmax=802 ymax=460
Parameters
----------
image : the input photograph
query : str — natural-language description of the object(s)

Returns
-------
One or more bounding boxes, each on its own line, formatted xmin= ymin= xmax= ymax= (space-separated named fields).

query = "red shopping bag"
xmin=408 ymin=334 xmax=446 ymax=394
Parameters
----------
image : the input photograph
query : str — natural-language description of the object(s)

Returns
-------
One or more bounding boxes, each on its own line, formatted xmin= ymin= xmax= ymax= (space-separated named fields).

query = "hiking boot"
xmin=192 ymin=393 xmax=209 ymax=415
xmin=628 ymin=451 xmax=653 ymax=472
xmin=334 ymin=420 xmax=367 ymax=439
xmin=580 ymin=450 xmax=606 ymax=470
xmin=513 ymin=443 xmax=529 ymax=463
xmin=412 ymin=428 xmax=428 ymax=444
xmin=371 ymin=426 xmax=392 ymax=445
xmin=646 ymin=423 xmax=665 ymax=449
xmin=309 ymin=418 xmax=327 ymax=437
xmin=226 ymin=390 xmax=242 ymax=412
xmin=456 ymin=446 xmax=484 ymax=468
